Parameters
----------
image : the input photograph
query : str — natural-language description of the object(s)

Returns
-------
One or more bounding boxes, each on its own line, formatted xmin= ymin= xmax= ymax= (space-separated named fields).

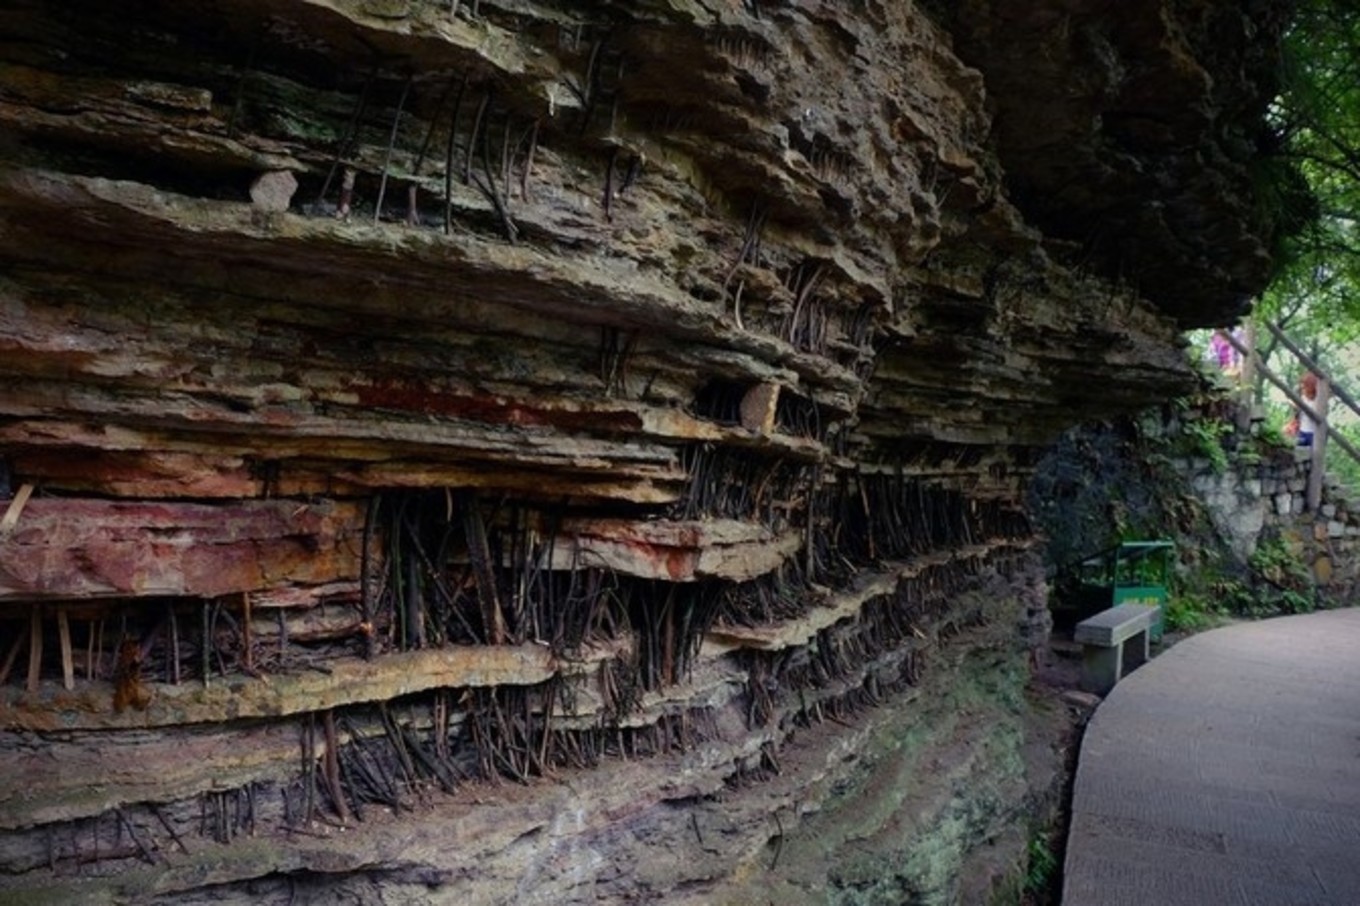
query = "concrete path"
xmin=1063 ymin=608 xmax=1360 ymax=905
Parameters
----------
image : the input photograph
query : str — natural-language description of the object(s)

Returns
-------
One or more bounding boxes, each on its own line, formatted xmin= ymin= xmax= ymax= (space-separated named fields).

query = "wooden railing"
xmin=1222 ymin=325 xmax=1360 ymax=512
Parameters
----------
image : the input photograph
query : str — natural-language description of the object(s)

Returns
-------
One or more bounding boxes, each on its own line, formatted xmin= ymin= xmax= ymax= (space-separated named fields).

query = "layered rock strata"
xmin=0 ymin=0 xmax=1283 ymax=902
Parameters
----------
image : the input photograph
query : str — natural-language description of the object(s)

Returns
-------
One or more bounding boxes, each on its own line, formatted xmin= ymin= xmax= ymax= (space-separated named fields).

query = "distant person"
xmin=1208 ymin=328 xmax=1241 ymax=379
xmin=1293 ymin=372 xmax=1320 ymax=447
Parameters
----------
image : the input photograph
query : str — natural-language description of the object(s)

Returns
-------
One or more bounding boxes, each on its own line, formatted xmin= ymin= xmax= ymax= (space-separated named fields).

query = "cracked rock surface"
xmin=0 ymin=0 xmax=1285 ymax=902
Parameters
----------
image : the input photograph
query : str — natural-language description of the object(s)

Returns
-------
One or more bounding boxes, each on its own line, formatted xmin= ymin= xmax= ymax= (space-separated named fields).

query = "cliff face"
xmin=0 ymin=1 xmax=1284 ymax=902
xmin=947 ymin=0 xmax=1288 ymax=324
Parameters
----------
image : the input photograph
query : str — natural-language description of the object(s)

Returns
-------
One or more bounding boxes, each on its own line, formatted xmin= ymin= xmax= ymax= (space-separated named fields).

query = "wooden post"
xmin=458 ymin=490 xmax=507 ymax=644
xmin=168 ymin=606 xmax=180 ymax=684
xmin=322 ymin=710 xmax=352 ymax=823
xmin=1307 ymin=377 xmax=1331 ymax=513
xmin=202 ymin=602 xmax=211 ymax=688
xmin=57 ymin=607 xmax=74 ymax=691
xmin=93 ymin=619 xmax=104 ymax=680
xmin=241 ymin=592 xmax=253 ymax=673
xmin=1235 ymin=322 xmax=1256 ymax=431
xmin=0 ymin=627 xmax=25 ymax=686
xmin=0 ymin=483 xmax=34 ymax=537
xmin=1239 ymin=321 xmax=1257 ymax=390
xmin=26 ymin=604 xmax=43 ymax=694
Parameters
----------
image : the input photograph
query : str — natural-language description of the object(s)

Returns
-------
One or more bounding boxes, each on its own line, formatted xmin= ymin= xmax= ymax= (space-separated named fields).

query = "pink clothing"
xmin=1209 ymin=332 xmax=1237 ymax=370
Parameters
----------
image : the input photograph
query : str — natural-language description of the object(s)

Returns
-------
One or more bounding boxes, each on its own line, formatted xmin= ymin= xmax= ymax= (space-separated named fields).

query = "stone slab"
xmin=1073 ymin=603 xmax=1157 ymax=646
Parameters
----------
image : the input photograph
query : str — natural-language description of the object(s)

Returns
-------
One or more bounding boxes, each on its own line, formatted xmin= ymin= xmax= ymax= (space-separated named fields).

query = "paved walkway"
xmin=1063 ymin=608 xmax=1360 ymax=905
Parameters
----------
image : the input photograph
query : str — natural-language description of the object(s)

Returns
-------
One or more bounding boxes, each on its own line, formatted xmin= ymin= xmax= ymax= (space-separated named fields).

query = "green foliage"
xmin=1168 ymin=525 xmax=1324 ymax=621
xmin=1163 ymin=592 xmax=1217 ymax=632
xmin=1257 ymin=418 xmax=1294 ymax=451
xmin=1177 ymin=417 xmax=1231 ymax=474
xmin=1179 ymin=535 xmax=1318 ymax=620
xmin=1023 ymin=834 xmax=1058 ymax=897
xmin=1246 ymin=535 xmax=1317 ymax=615
xmin=1259 ymin=0 xmax=1360 ymax=337
xmin=1118 ymin=561 xmax=1160 ymax=587
xmin=1324 ymin=421 xmax=1360 ymax=491
xmin=1249 ymin=535 xmax=1309 ymax=585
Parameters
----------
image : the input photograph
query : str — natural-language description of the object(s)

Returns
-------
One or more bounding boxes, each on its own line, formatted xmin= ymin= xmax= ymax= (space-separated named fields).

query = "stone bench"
xmin=1074 ymin=603 xmax=1158 ymax=695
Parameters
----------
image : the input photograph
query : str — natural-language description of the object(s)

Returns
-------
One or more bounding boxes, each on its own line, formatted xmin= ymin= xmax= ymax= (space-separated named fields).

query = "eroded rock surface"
xmin=0 ymin=0 xmax=1285 ymax=902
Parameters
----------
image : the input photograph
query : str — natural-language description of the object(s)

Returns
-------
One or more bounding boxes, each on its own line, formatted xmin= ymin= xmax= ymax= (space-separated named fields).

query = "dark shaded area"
xmin=942 ymin=0 xmax=1297 ymax=326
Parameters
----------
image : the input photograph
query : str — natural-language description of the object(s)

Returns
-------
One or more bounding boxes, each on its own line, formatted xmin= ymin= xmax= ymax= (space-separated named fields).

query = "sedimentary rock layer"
xmin=0 ymin=0 xmax=1285 ymax=901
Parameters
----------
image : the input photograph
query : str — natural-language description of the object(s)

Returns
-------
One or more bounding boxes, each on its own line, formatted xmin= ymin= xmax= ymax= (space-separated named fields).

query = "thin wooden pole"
xmin=201 ymin=602 xmax=211 ymax=688
xmin=1307 ymin=378 xmax=1331 ymax=513
xmin=169 ymin=605 xmax=180 ymax=684
xmin=57 ymin=607 xmax=74 ymax=691
xmin=1265 ymin=321 xmax=1360 ymax=422
xmin=1234 ymin=323 xmax=1257 ymax=431
xmin=0 ymin=483 xmax=34 ymax=537
xmin=458 ymin=490 xmax=506 ymax=644
xmin=0 ymin=626 xmax=24 ymax=686
xmin=1239 ymin=322 xmax=1257 ymax=390
xmin=241 ymin=592 xmax=254 ymax=673
xmin=373 ymin=74 xmax=414 ymax=224
xmin=322 ymin=710 xmax=352 ymax=823
xmin=93 ymin=619 xmax=104 ymax=680
xmin=26 ymin=604 xmax=42 ymax=694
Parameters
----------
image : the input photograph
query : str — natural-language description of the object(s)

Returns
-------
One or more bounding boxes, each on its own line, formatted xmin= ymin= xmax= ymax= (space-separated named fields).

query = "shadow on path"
xmin=1063 ymin=608 xmax=1360 ymax=905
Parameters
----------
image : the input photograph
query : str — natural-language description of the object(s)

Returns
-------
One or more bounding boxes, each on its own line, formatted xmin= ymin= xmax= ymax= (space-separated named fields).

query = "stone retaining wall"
xmin=1172 ymin=411 xmax=1360 ymax=594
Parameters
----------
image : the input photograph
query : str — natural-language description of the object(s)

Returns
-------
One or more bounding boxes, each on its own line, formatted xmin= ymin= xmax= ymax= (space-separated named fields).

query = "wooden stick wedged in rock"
xmin=26 ymin=604 xmax=43 ymax=694
xmin=464 ymin=89 xmax=490 ymax=186
xmin=442 ymin=71 xmax=469 ymax=235
xmin=318 ymin=65 xmax=376 ymax=205
xmin=0 ymin=627 xmax=24 ymax=686
xmin=374 ymin=73 xmax=413 ymax=224
xmin=457 ymin=489 xmax=507 ymax=644
xmin=407 ymin=76 xmax=457 ymax=226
